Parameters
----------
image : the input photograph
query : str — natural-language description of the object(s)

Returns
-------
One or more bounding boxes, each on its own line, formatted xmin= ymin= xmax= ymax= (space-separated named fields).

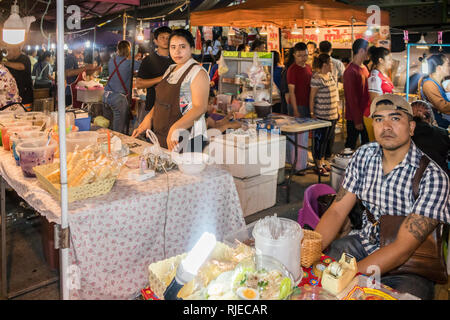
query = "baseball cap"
xmin=369 ymin=94 xmax=413 ymax=118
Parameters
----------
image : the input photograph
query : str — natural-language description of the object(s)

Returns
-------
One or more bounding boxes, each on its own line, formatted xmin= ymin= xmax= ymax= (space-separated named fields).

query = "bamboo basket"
xmin=33 ymin=162 xmax=117 ymax=203
xmin=301 ymin=230 xmax=323 ymax=268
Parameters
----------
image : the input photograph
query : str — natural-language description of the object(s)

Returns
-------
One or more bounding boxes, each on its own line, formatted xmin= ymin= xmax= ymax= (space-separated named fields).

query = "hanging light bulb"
xmin=416 ymin=34 xmax=428 ymax=50
xmin=2 ymin=0 xmax=26 ymax=45
xmin=136 ymin=20 xmax=144 ymax=42
xmin=291 ymin=24 xmax=302 ymax=35
xmin=260 ymin=25 xmax=268 ymax=36
xmin=85 ymin=40 xmax=91 ymax=48
xmin=315 ymin=22 xmax=320 ymax=34
xmin=365 ymin=28 xmax=373 ymax=37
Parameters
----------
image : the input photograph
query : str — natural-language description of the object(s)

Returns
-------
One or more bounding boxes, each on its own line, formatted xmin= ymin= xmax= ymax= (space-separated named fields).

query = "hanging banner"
xmin=266 ymin=25 xmax=280 ymax=52
xmin=91 ymin=0 xmax=140 ymax=5
xmin=281 ymin=26 xmax=390 ymax=49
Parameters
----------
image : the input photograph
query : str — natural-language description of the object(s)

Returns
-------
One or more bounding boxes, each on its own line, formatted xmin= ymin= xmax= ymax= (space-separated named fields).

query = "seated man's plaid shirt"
xmin=342 ymin=142 xmax=449 ymax=255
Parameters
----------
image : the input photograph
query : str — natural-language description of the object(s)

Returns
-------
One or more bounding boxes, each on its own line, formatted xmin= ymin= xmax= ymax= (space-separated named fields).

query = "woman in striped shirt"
xmin=309 ymin=54 xmax=339 ymax=176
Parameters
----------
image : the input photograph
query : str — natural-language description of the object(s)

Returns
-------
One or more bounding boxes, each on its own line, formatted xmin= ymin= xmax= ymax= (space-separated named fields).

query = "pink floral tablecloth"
xmin=0 ymin=135 xmax=246 ymax=299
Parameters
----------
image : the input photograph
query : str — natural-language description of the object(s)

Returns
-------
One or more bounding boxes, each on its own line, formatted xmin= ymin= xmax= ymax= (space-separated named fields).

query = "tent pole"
xmin=351 ymin=17 xmax=355 ymax=61
xmin=93 ymin=27 xmax=97 ymax=65
xmin=406 ymin=43 xmax=411 ymax=102
xmin=56 ymin=0 xmax=70 ymax=301
xmin=129 ymin=6 xmax=137 ymax=130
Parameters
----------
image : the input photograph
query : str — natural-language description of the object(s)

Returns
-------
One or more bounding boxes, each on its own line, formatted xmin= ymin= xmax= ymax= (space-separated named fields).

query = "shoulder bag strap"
xmin=111 ymin=57 xmax=129 ymax=96
xmin=412 ymin=155 xmax=430 ymax=200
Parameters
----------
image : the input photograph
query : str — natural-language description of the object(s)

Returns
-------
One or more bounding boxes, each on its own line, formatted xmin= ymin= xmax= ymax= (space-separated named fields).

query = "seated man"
xmin=315 ymin=94 xmax=449 ymax=300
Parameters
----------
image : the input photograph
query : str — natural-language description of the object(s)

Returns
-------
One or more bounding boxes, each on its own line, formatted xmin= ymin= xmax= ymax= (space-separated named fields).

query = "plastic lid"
xmin=244 ymin=98 xmax=255 ymax=102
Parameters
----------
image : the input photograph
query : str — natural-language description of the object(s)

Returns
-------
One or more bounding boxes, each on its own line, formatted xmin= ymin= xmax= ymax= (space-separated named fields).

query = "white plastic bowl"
xmin=171 ymin=152 xmax=210 ymax=175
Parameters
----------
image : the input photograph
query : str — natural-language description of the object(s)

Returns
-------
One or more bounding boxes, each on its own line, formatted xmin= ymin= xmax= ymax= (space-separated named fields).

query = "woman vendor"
xmin=132 ymin=29 xmax=209 ymax=152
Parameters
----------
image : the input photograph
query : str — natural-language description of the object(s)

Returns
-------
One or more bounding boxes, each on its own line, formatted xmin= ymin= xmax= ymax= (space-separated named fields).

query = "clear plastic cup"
xmin=16 ymin=139 xmax=57 ymax=177
xmin=1 ymin=121 xmax=33 ymax=151
xmin=11 ymin=131 xmax=48 ymax=166
xmin=9 ymin=126 xmax=44 ymax=155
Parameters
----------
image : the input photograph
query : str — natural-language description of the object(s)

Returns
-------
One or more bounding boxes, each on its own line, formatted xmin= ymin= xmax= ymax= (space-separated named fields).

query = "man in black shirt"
xmin=3 ymin=45 xmax=33 ymax=108
xmin=136 ymin=26 xmax=173 ymax=120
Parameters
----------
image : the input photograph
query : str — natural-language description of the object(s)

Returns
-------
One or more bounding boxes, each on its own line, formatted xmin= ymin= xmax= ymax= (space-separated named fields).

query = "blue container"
xmin=75 ymin=116 xmax=92 ymax=132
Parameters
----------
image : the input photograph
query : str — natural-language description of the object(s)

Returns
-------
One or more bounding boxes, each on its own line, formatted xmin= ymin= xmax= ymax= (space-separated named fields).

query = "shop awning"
xmin=191 ymin=0 xmax=390 ymax=28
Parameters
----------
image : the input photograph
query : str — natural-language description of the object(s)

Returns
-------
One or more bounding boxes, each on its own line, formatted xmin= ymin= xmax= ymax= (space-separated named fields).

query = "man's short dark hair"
xmin=154 ymin=26 xmax=172 ymax=39
xmin=319 ymin=41 xmax=332 ymax=54
xmin=307 ymin=41 xmax=317 ymax=48
xmin=352 ymin=38 xmax=369 ymax=56
xmin=293 ymin=42 xmax=307 ymax=53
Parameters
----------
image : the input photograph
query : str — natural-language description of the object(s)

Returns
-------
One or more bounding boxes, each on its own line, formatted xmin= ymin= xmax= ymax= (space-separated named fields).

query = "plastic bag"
xmin=247 ymin=52 xmax=266 ymax=88
xmin=217 ymin=54 xmax=229 ymax=76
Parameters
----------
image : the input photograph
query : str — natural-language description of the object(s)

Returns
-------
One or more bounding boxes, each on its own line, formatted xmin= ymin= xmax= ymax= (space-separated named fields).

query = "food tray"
xmin=148 ymin=242 xmax=232 ymax=300
xmin=33 ymin=162 xmax=116 ymax=203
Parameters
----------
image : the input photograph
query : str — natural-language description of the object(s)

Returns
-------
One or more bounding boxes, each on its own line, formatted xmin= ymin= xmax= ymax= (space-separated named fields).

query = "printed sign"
xmin=266 ymin=25 xmax=280 ymax=52
xmin=281 ymin=26 xmax=390 ymax=49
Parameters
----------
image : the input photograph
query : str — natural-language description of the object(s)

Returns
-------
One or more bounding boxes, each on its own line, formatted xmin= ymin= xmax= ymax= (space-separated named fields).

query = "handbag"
xmin=378 ymin=155 xmax=448 ymax=284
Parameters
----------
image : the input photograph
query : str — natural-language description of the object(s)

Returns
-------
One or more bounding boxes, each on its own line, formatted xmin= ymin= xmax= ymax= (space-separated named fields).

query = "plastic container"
xmin=252 ymin=217 xmax=303 ymax=284
xmin=11 ymin=131 xmax=47 ymax=166
xmin=18 ymin=114 xmax=50 ymax=129
xmin=65 ymin=131 xmax=99 ymax=152
xmin=171 ymin=152 xmax=210 ymax=175
xmin=217 ymin=94 xmax=232 ymax=113
xmin=16 ymin=139 xmax=57 ymax=177
xmin=8 ymin=125 xmax=42 ymax=151
xmin=75 ymin=116 xmax=92 ymax=131
xmin=15 ymin=112 xmax=45 ymax=120
xmin=1 ymin=121 xmax=33 ymax=151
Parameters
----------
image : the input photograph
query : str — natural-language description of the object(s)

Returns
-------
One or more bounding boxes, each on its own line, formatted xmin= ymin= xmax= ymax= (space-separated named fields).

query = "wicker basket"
xmin=301 ymin=230 xmax=323 ymax=268
xmin=33 ymin=162 xmax=117 ymax=203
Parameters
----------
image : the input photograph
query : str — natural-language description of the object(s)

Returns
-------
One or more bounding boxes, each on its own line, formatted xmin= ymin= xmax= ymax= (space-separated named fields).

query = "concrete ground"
xmin=1 ymin=131 xmax=448 ymax=300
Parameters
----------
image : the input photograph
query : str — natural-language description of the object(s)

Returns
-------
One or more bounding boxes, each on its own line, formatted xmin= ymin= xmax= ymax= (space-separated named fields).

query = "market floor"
xmin=1 ymin=132 xmax=448 ymax=300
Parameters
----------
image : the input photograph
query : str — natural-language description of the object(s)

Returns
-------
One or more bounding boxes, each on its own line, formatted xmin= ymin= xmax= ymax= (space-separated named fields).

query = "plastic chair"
xmin=298 ymin=184 xmax=336 ymax=229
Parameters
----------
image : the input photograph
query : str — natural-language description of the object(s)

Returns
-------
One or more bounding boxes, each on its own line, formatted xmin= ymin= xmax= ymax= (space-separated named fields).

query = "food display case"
xmin=218 ymin=51 xmax=274 ymax=104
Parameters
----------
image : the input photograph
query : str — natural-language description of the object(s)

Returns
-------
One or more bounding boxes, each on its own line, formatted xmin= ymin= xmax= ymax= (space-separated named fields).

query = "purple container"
xmin=16 ymin=139 xmax=57 ymax=177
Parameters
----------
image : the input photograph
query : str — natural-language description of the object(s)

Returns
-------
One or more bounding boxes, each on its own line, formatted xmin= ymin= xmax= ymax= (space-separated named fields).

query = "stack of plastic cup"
xmin=1 ymin=121 xmax=33 ymax=151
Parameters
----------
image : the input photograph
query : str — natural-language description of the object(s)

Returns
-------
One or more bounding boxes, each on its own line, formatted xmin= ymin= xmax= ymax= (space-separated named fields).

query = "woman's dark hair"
xmin=368 ymin=46 xmax=390 ymax=70
xmin=313 ymin=53 xmax=331 ymax=70
xmin=169 ymin=29 xmax=195 ymax=48
xmin=272 ymin=51 xmax=280 ymax=66
xmin=285 ymin=47 xmax=295 ymax=69
xmin=251 ymin=39 xmax=265 ymax=51
xmin=38 ymin=51 xmax=52 ymax=63
xmin=205 ymin=40 xmax=212 ymax=47
xmin=427 ymin=54 xmax=448 ymax=75
xmin=237 ymin=43 xmax=246 ymax=51
xmin=154 ymin=26 xmax=172 ymax=39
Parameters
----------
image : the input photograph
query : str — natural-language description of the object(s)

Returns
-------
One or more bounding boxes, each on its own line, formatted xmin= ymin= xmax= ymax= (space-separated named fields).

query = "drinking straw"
xmin=107 ymin=130 xmax=111 ymax=154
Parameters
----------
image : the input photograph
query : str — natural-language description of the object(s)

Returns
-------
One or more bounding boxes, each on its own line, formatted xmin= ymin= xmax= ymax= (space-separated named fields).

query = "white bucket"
xmin=252 ymin=217 xmax=303 ymax=284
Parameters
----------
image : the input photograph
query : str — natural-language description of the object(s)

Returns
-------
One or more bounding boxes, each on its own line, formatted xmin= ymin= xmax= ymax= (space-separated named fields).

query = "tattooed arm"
xmin=315 ymin=186 xmax=358 ymax=250
xmin=357 ymin=213 xmax=438 ymax=275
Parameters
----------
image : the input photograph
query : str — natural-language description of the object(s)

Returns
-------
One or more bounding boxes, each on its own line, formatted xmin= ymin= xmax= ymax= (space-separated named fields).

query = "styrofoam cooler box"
xmin=233 ymin=170 xmax=278 ymax=217
xmin=209 ymin=133 xmax=286 ymax=179
xmin=285 ymin=132 xmax=309 ymax=171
